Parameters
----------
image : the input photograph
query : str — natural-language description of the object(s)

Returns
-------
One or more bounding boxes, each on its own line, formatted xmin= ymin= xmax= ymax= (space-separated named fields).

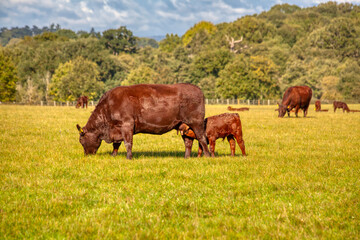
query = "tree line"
xmin=1 ymin=1 xmax=360 ymax=103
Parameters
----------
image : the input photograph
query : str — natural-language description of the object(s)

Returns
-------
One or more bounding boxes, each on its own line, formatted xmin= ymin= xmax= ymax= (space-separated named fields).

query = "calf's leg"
xmin=112 ymin=142 xmax=121 ymax=156
xmin=197 ymin=143 xmax=203 ymax=157
xmin=208 ymin=137 xmax=216 ymax=157
xmin=182 ymin=136 xmax=194 ymax=158
xmin=235 ymin=135 xmax=246 ymax=156
xmin=227 ymin=136 xmax=236 ymax=157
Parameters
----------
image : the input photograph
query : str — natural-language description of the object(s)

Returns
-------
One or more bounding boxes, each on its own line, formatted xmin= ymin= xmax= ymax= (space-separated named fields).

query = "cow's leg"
xmin=294 ymin=106 xmax=300 ymax=117
xmin=197 ymin=143 xmax=203 ymax=157
xmin=190 ymin=124 xmax=211 ymax=157
xmin=182 ymin=136 xmax=193 ymax=158
xmin=287 ymin=109 xmax=290 ymax=117
xmin=121 ymin=124 xmax=134 ymax=160
xmin=112 ymin=142 xmax=121 ymax=156
xmin=304 ymin=106 xmax=309 ymax=117
xmin=208 ymin=137 xmax=216 ymax=157
xmin=227 ymin=136 xmax=236 ymax=157
xmin=334 ymin=107 xmax=336 ymax=113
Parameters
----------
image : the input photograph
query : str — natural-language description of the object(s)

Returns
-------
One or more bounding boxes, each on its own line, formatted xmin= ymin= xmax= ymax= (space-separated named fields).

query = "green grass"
xmin=1 ymin=104 xmax=360 ymax=239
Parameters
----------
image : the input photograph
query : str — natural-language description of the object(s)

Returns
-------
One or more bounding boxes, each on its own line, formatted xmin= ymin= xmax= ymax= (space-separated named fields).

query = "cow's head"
xmin=76 ymin=124 xmax=101 ymax=155
xmin=278 ymin=104 xmax=288 ymax=118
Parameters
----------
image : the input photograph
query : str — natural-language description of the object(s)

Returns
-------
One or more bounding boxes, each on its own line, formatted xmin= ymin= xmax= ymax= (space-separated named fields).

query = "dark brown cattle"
xmin=333 ymin=101 xmax=350 ymax=113
xmin=179 ymin=113 xmax=246 ymax=157
xmin=278 ymin=86 xmax=312 ymax=117
xmin=76 ymin=84 xmax=210 ymax=159
xmin=227 ymin=106 xmax=249 ymax=111
xmin=314 ymin=100 xmax=328 ymax=112
xmin=76 ymin=96 xmax=88 ymax=109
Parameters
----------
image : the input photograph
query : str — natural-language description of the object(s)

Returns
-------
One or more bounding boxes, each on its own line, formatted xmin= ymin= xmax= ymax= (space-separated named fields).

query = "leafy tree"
xmin=337 ymin=59 xmax=360 ymax=99
xmin=101 ymin=26 xmax=136 ymax=54
xmin=50 ymin=56 xmax=103 ymax=101
xmin=0 ymin=51 xmax=18 ymax=101
xmin=56 ymin=29 xmax=77 ymax=39
xmin=190 ymin=47 xmax=233 ymax=84
xmin=136 ymin=37 xmax=159 ymax=48
xmin=159 ymin=34 xmax=181 ymax=52
xmin=182 ymin=21 xmax=217 ymax=47
xmin=320 ymin=76 xmax=343 ymax=100
xmin=121 ymin=64 xmax=158 ymax=86
xmin=216 ymin=55 xmax=279 ymax=99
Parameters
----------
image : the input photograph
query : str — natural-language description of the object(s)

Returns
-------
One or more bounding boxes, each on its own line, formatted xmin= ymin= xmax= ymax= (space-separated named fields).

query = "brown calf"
xmin=333 ymin=101 xmax=350 ymax=113
xmin=76 ymin=96 xmax=88 ymax=109
xmin=179 ymin=113 xmax=246 ymax=157
xmin=315 ymin=100 xmax=328 ymax=112
xmin=227 ymin=106 xmax=249 ymax=111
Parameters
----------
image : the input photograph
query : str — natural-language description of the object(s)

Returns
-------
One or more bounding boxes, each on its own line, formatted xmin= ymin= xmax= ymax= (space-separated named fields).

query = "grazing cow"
xmin=278 ymin=86 xmax=312 ymax=117
xmin=227 ymin=106 xmax=249 ymax=111
xmin=76 ymin=96 xmax=88 ymax=109
xmin=314 ymin=100 xmax=328 ymax=112
xmin=333 ymin=101 xmax=350 ymax=113
xmin=76 ymin=84 xmax=210 ymax=159
xmin=179 ymin=113 xmax=246 ymax=157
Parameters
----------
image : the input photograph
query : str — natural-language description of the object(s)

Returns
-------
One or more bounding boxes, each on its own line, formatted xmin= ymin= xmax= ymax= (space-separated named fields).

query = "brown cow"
xmin=179 ymin=113 xmax=246 ymax=157
xmin=76 ymin=96 xmax=88 ymax=108
xmin=227 ymin=106 xmax=249 ymax=111
xmin=76 ymin=84 xmax=210 ymax=159
xmin=333 ymin=101 xmax=350 ymax=113
xmin=315 ymin=100 xmax=328 ymax=112
xmin=278 ymin=86 xmax=312 ymax=117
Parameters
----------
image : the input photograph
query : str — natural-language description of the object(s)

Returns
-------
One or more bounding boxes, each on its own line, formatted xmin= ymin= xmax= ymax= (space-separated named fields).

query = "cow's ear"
xmin=287 ymin=106 xmax=290 ymax=109
xmin=76 ymin=124 xmax=85 ymax=136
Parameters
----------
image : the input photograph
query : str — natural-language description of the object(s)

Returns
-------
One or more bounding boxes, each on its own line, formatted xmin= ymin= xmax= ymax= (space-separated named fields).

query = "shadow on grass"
xmin=281 ymin=116 xmax=316 ymax=119
xmin=95 ymin=151 xmax=237 ymax=158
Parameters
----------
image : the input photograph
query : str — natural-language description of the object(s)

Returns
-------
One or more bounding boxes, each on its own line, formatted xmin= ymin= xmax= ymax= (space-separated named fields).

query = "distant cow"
xmin=333 ymin=101 xmax=350 ymax=113
xmin=179 ymin=113 xmax=246 ymax=157
xmin=76 ymin=96 xmax=88 ymax=109
xmin=278 ymin=86 xmax=312 ymax=117
xmin=76 ymin=84 xmax=210 ymax=159
xmin=227 ymin=106 xmax=249 ymax=111
xmin=315 ymin=100 xmax=328 ymax=112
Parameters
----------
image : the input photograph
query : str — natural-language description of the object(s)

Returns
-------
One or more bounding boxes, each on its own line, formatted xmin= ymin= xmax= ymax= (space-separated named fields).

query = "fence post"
xmin=41 ymin=101 xmax=43 ymax=106
xmin=91 ymin=101 xmax=94 ymax=106
xmin=54 ymin=101 xmax=56 ymax=106
xmin=66 ymin=101 xmax=69 ymax=107
xmin=227 ymin=99 xmax=229 ymax=105
xmin=268 ymin=99 xmax=270 ymax=105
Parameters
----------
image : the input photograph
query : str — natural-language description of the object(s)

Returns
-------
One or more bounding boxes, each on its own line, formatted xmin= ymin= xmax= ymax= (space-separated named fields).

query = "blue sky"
xmin=1 ymin=0 xmax=360 ymax=37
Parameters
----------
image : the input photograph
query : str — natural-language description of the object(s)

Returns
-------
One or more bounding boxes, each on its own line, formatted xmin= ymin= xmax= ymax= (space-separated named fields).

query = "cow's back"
xmin=283 ymin=86 xmax=312 ymax=107
xmin=104 ymin=84 xmax=205 ymax=134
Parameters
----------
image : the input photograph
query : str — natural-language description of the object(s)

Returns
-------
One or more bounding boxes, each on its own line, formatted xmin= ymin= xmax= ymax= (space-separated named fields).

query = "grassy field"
xmin=1 ymin=104 xmax=360 ymax=239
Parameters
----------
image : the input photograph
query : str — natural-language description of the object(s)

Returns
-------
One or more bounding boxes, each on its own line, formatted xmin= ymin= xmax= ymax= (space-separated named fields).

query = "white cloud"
xmin=80 ymin=2 xmax=93 ymax=14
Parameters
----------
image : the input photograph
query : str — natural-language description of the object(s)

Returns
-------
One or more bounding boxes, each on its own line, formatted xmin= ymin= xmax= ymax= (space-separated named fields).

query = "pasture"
xmin=1 ymin=104 xmax=359 ymax=239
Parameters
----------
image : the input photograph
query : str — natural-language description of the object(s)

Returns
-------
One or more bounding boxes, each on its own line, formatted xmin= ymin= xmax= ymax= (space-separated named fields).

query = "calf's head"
xmin=76 ymin=124 xmax=101 ymax=155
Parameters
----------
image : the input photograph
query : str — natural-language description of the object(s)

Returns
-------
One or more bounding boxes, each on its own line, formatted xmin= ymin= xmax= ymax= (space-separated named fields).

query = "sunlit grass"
xmin=1 ymin=104 xmax=359 ymax=238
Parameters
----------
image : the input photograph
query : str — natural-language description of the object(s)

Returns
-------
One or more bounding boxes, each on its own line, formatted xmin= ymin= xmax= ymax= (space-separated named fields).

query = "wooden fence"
xmin=1 ymin=99 xmax=358 ymax=106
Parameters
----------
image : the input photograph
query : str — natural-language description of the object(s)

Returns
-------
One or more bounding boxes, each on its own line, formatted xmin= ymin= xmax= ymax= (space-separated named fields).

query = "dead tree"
xmin=225 ymin=35 xmax=249 ymax=53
